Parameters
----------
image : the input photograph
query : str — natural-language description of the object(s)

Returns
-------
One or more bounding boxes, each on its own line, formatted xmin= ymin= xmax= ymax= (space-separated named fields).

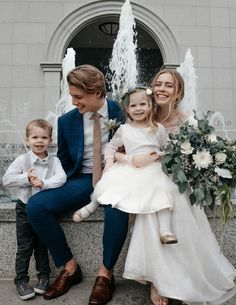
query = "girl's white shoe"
xmin=73 ymin=201 xmax=99 ymax=222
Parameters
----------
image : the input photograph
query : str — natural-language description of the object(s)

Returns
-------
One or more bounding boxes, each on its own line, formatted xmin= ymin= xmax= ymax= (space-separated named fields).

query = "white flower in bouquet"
xmin=208 ymin=134 xmax=218 ymax=143
xmin=215 ymin=167 xmax=232 ymax=179
xmin=180 ymin=141 xmax=194 ymax=155
xmin=161 ymin=110 xmax=236 ymax=228
xmin=193 ymin=149 xmax=213 ymax=170
xmin=215 ymin=152 xmax=227 ymax=164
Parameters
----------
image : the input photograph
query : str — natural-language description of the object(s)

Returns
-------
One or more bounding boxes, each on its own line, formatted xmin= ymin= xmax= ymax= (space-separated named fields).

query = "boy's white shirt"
xmin=2 ymin=150 xmax=67 ymax=204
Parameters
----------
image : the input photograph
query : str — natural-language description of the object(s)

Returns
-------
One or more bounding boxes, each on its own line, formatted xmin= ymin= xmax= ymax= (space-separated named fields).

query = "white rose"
xmin=181 ymin=141 xmax=194 ymax=155
xmin=215 ymin=152 xmax=227 ymax=164
xmin=208 ymin=134 xmax=217 ymax=143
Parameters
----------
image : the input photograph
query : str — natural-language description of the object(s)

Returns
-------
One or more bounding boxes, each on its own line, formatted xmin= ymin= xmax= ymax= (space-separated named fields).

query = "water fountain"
xmin=177 ymin=48 xmax=198 ymax=114
xmin=108 ymin=0 xmax=138 ymax=100
xmin=46 ymin=47 xmax=76 ymax=140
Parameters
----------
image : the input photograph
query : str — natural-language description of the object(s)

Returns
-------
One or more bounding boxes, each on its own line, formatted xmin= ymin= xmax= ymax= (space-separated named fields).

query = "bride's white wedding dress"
xmin=123 ymin=121 xmax=236 ymax=305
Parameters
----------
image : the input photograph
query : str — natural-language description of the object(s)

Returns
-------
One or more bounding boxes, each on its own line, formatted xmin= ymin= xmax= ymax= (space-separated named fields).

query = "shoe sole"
xmin=34 ymin=287 xmax=46 ymax=294
xmin=17 ymin=291 xmax=35 ymax=300
xmin=89 ymin=296 xmax=112 ymax=305
xmin=43 ymin=276 xmax=82 ymax=300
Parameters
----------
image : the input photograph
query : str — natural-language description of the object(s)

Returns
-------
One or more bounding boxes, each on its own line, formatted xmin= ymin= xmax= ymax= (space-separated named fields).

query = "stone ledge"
xmin=0 ymin=196 xmax=235 ymax=279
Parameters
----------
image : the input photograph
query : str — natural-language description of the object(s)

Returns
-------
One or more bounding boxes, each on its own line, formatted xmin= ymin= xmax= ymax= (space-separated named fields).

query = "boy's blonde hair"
xmin=26 ymin=119 xmax=53 ymax=138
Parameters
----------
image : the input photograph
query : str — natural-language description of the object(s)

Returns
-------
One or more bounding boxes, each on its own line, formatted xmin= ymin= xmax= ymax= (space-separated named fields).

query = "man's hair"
xmin=67 ymin=64 xmax=106 ymax=97
xmin=26 ymin=119 xmax=53 ymax=137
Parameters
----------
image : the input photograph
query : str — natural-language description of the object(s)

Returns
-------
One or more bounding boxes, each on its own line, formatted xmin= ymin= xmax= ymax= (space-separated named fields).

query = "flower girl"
xmin=73 ymin=87 xmax=179 ymax=244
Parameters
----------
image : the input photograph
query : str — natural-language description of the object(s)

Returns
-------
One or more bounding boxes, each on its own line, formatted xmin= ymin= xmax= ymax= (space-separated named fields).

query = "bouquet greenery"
xmin=161 ymin=111 xmax=236 ymax=227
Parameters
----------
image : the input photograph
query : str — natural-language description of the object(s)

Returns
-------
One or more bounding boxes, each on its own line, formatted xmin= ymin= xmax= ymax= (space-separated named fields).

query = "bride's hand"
xmin=132 ymin=151 xmax=161 ymax=168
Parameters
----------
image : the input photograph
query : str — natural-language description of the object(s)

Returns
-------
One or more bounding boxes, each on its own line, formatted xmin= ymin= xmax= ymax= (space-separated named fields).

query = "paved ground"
xmin=0 ymin=278 xmax=235 ymax=305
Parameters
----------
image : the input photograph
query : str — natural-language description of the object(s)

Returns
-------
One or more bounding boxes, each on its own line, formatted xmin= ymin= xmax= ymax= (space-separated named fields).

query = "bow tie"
xmin=34 ymin=159 xmax=49 ymax=166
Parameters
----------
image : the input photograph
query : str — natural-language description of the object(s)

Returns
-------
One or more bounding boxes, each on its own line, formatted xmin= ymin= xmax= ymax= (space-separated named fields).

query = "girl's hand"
xmin=103 ymin=158 xmax=114 ymax=173
xmin=132 ymin=151 xmax=161 ymax=168
xmin=115 ymin=152 xmax=126 ymax=163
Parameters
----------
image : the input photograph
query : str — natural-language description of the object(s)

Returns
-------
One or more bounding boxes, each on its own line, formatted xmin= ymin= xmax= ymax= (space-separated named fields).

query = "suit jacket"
xmin=57 ymin=99 xmax=124 ymax=178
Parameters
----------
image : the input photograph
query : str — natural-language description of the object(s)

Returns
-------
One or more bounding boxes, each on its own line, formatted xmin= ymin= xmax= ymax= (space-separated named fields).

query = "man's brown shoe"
xmin=88 ymin=275 xmax=115 ymax=305
xmin=43 ymin=264 xmax=82 ymax=300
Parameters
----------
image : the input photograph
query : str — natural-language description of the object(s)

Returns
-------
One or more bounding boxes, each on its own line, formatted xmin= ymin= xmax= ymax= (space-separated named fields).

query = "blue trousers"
xmin=27 ymin=174 xmax=129 ymax=269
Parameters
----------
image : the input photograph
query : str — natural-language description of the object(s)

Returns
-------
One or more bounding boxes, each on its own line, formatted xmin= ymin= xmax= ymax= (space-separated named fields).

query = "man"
xmin=27 ymin=65 xmax=129 ymax=304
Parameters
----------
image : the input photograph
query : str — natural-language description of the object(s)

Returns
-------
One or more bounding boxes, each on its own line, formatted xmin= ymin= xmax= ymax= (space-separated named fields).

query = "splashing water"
xmin=109 ymin=0 xmax=138 ymax=101
xmin=56 ymin=48 xmax=76 ymax=115
xmin=45 ymin=48 xmax=76 ymax=141
xmin=177 ymin=48 xmax=198 ymax=114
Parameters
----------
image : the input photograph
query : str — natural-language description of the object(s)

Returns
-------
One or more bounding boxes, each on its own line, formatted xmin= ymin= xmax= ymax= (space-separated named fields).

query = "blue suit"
xmin=27 ymin=100 xmax=129 ymax=269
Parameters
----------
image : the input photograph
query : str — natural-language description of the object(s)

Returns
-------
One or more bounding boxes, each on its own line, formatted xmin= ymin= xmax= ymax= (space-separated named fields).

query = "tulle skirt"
xmin=123 ymin=191 xmax=236 ymax=305
xmin=93 ymin=162 xmax=178 ymax=214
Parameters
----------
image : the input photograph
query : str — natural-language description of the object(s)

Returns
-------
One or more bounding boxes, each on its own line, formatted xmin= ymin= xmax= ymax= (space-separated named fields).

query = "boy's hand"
xmin=28 ymin=169 xmax=44 ymax=189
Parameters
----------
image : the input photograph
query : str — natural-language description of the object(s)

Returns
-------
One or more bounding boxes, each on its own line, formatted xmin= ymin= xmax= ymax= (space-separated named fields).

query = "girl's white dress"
xmin=123 ymin=122 xmax=236 ymax=305
xmin=93 ymin=123 xmax=177 ymax=214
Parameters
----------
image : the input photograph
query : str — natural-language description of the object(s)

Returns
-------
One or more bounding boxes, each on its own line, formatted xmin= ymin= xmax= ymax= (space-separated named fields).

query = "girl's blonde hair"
xmin=121 ymin=88 xmax=157 ymax=130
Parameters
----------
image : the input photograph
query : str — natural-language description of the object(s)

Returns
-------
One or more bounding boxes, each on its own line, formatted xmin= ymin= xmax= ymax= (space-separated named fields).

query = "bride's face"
xmin=153 ymin=72 xmax=176 ymax=107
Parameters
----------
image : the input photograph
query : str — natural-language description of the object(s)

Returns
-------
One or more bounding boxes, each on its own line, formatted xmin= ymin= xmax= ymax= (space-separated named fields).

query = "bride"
xmin=122 ymin=69 xmax=236 ymax=305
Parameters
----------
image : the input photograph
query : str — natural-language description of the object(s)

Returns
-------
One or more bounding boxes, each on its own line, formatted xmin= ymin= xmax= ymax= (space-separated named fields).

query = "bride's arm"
xmin=115 ymin=151 xmax=160 ymax=167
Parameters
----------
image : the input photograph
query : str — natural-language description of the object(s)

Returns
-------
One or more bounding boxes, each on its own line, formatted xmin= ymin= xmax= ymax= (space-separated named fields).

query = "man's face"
xmin=69 ymin=85 xmax=104 ymax=114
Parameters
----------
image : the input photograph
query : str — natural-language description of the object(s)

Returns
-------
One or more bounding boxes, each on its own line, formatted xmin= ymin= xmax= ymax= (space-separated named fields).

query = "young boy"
xmin=2 ymin=119 xmax=67 ymax=300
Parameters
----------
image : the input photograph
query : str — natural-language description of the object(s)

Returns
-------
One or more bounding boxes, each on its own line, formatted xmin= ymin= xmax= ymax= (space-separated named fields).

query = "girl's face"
xmin=153 ymin=72 xmax=176 ymax=107
xmin=126 ymin=91 xmax=152 ymax=124
xmin=25 ymin=126 xmax=52 ymax=159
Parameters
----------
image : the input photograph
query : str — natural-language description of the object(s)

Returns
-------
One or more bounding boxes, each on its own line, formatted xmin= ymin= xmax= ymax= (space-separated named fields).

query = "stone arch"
xmin=44 ymin=1 xmax=180 ymax=65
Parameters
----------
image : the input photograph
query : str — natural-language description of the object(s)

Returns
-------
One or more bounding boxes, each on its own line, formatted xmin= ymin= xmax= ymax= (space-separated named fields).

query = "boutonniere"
xmin=104 ymin=119 xmax=121 ymax=136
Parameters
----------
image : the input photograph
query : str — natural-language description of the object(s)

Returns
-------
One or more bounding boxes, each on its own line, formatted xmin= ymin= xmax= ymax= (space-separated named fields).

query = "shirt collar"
xmin=84 ymin=99 xmax=108 ymax=120
xmin=29 ymin=150 xmax=49 ymax=164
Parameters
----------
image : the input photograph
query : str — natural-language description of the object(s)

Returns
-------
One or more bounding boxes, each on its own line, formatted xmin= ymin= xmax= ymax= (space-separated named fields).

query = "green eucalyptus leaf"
xmin=177 ymin=169 xmax=188 ymax=183
xmin=191 ymin=169 xmax=200 ymax=178
xmin=178 ymin=182 xmax=188 ymax=193
xmin=190 ymin=193 xmax=196 ymax=205
xmin=194 ymin=188 xmax=205 ymax=202
xmin=162 ymin=163 xmax=168 ymax=175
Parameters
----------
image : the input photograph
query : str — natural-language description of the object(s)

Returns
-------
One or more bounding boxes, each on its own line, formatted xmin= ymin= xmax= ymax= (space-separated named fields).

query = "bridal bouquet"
xmin=161 ymin=111 xmax=236 ymax=226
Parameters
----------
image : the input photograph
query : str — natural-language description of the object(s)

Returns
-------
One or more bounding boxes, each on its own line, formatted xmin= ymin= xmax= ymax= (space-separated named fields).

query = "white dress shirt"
xmin=81 ymin=99 xmax=109 ymax=173
xmin=2 ymin=150 xmax=67 ymax=204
